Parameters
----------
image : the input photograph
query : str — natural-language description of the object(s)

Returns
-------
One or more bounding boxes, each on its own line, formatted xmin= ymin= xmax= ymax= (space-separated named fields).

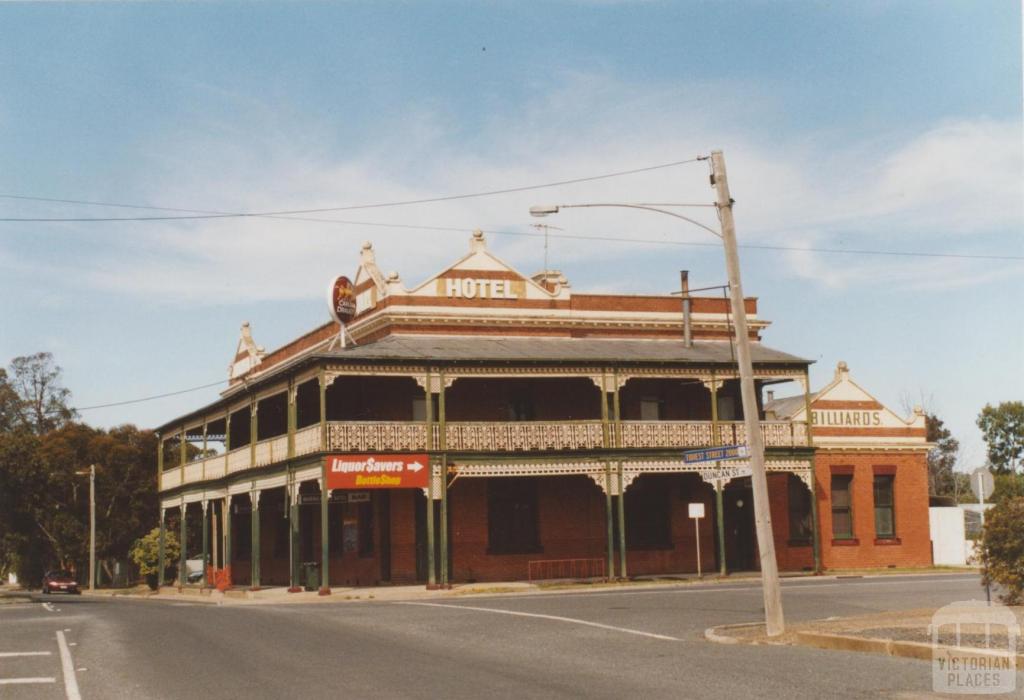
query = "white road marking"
xmin=0 ymin=651 xmax=52 ymax=657
xmin=42 ymin=602 xmax=56 ymax=612
xmin=399 ymin=601 xmax=681 ymax=641
xmin=0 ymin=677 xmax=56 ymax=684
xmin=56 ymin=630 xmax=82 ymax=700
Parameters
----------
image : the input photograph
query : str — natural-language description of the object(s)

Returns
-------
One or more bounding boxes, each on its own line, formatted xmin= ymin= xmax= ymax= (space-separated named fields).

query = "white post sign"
xmin=689 ymin=503 xmax=706 ymax=578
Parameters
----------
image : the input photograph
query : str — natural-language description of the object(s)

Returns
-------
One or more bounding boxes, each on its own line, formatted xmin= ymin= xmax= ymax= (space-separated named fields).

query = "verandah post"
xmin=600 ymin=370 xmax=614 ymax=581
xmin=288 ymin=480 xmax=301 ymax=592
xmin=612 ymin=370 xmax=627 ymax=581
xmin=224 ymin=495 xmax=233 ymax=588
xmin=438 ymin=368 xmax=449 ymax=589
xmin=709 ymin=376 xmax=728 ymax=576
xmin=803 ymin=369 xmax=822 ymax=574
xmin=201 ymin=500 xmax=209 ymax=587
xmin=157 ymin=507 xmax=166 ymax=588
xmin=319 ymin=475 xmax=331 ymax=595
xmin=250 ymin=490 xmax=261 ymax=590
xmin=178 ymin=500 xmax=187 ymax=590
xmin=424 ymin=368 xmax=436 ymax=589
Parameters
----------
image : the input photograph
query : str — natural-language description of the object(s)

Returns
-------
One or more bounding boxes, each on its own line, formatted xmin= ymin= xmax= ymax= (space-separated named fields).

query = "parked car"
xmin=41 ymin=571 xmax=80 ymax=595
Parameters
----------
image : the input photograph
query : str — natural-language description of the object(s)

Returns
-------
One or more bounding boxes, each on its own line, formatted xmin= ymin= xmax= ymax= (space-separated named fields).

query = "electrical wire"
xmin=0 ymin=157 xmax=707 ymax=222
xmin=74 ymin=379 xmax=226 ymax=411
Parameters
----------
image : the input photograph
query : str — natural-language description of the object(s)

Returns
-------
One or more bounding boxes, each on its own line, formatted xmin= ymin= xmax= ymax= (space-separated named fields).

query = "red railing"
xmin=528 ymin=558 xmax=606 ymax=582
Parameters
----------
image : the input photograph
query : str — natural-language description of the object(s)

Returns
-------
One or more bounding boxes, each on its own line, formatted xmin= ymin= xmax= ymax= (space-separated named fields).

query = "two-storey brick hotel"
xmin=155 ymin=231 xmax=931 ymax=593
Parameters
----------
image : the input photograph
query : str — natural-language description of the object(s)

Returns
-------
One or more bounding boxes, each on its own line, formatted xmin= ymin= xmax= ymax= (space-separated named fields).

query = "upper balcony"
xmin=159 ymin=373 xmax=810 ymax=491
xmin=160 ymin=419 xmax=808 ymax=490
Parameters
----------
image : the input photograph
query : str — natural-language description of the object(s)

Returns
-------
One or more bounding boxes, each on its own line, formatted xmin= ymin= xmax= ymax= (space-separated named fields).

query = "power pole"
xmin=89 ymin=463 xmax=96 ymax=592
xmin=710 ymin=150 xmax=785 ymax=636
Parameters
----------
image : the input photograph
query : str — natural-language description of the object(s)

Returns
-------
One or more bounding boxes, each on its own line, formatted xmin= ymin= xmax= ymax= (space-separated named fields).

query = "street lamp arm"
xmin=535 ymin=202 xmax=722 ymax=238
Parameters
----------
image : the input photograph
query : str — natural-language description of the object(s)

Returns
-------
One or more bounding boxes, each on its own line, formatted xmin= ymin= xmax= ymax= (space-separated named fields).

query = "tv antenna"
xmin=529 ymin=223 xmax=564 ymax=273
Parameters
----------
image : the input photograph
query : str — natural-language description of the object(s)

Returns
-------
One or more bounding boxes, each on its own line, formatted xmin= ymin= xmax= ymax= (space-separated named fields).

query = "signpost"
xmin=689 ymin=502 xmax=705 ymax=578
xmin=971 ymin=466 xmax=995 ymax=605
xmin=325 ymin=454 xmax=429 ymax=490
xmin=327 ymin=275 xmax=357 ymax=347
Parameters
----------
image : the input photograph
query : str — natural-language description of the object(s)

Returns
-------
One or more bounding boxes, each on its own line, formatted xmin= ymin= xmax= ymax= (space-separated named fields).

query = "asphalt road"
xmin=0 ymin=573 xmax=1017 ymax=699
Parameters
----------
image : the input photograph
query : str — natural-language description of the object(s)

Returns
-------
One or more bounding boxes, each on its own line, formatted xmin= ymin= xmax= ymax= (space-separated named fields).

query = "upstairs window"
xmin=640 ymin=397 xmax=662 ymax=421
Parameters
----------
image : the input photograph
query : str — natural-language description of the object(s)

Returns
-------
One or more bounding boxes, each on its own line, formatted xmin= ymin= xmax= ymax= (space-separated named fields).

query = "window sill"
xmin=831 ymin=538 xmax=860 ymax=546
xmin=873 ymin=537 xmax=901 ymax=545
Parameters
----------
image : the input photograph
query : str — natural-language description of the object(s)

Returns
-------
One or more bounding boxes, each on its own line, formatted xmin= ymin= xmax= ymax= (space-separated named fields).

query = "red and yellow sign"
xmin=327 ymin=275 xmax=356 ymax=324
xmin=325 ymin=454 xmax=429 ymax=490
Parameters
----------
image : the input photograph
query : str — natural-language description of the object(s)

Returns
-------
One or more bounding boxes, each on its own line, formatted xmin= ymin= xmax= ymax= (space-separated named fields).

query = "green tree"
xmin=977 ymin=401 xmax=1024 ymax=474
xmin=8 ymin=353 xmax=76 ymax=435
xmin=925 ymin=413 xmax=960 ymax=497
xmin=977 ymin=496 xmax=1024 ymax=605
xmin=0 ymin=369 xmax=21 ymax=433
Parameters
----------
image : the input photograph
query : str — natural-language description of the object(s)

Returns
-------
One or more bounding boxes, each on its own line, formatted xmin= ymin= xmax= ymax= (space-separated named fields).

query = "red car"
xmin=41 ymin=570 xmax=81 ymax=595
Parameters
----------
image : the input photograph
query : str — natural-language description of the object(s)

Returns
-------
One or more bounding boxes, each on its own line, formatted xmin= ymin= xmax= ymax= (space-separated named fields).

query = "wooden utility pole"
xmin=710 ymin=150 xmax=785 ymax=636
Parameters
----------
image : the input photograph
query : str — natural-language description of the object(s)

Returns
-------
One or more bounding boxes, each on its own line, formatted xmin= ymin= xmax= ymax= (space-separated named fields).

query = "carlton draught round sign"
xmin=327 ymin=275 xmax=356 ymax=324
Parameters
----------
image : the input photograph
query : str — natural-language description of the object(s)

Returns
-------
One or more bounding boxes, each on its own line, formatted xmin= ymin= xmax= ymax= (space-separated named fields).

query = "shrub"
xmin=977 ymin=497 xmax=1024 ymax=605
xmin=129 ymin=527 xmax=179 ymax=578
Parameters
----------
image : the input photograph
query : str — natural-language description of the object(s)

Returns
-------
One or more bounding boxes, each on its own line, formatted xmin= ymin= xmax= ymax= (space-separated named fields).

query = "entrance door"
xmin=724 ymin=478 xmax=759 ymax=571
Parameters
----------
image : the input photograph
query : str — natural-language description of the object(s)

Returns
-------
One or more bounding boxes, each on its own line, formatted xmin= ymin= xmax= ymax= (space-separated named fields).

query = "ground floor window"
xmin=487 ymin=478 xmax=540 ymax=554
xmin=873 ymin=475 xmax=895 ymax=538
xmin=787 ymin=475 xmax=813 ymax=543
xmin=831 ymin=474 xmax=854 ymax=539
xmin=329 ymin=497 xmax=375 ymax=557
xmin=625 ymin=475 xmax=671 ymax=549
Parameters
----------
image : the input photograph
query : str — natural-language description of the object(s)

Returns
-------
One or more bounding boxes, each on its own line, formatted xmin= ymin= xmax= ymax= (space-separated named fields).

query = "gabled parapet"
xmin=228 ymin=322 xmax=266 ymax=382
xmin=766 ymin=361 xmax=928 ymax=451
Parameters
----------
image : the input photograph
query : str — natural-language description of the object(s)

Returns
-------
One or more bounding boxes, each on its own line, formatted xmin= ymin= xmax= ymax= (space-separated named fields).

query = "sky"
xmin=0 ymin=1 xmax=1021 ymax=467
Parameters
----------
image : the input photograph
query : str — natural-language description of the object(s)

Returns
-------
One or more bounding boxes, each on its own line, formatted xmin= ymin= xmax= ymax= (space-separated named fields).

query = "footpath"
xmin=706 ymin=603 xmax=1023 ymax=666
xmin=77 ymin=567 xmax=974 ymax=607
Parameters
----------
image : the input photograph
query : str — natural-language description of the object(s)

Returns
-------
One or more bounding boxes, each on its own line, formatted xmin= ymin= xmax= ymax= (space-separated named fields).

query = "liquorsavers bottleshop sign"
xmin=325 ymin=454 xmax=429 ymax=490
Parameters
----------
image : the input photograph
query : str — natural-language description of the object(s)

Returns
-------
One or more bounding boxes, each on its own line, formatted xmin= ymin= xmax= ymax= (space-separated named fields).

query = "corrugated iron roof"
xmin=318 ymin=335 xmax=810 ymax=364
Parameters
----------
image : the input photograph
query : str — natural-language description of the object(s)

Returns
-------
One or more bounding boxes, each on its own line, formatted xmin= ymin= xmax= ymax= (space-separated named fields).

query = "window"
xmin=228 ymin=406 xmax=251 ymax=448
xmin=717 ymin=395 xmax=737 ymax=421
xmin=873 ymin=475 xmax=895 ymax=538
xmin=787 ymin=475 xmax=813 ymax=543
xmin=624 ymin=476 xmax=672 ymax=549
xmin=507 ymin=397 xmax=534 ymax=421
xmin=640 ymin=397 xmax=661 ymax=421
xmin=487 ymin=478 xmax=540 ymax=554
xmin=831 ymin=475 xmax=854 ymax=539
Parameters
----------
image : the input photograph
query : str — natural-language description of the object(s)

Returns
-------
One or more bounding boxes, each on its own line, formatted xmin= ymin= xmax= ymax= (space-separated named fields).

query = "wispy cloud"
xmin=4 ymin=73 xmax=1020 ymax=302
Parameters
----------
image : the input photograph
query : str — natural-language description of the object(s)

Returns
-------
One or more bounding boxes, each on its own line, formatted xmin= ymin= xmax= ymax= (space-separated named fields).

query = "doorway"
xmin=723 ymin=477 xmax=759 ymax=571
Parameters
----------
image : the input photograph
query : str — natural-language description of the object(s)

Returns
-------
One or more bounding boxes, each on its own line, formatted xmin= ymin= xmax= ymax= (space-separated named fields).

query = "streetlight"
xmin=530 ymin=149 xmax=785 ymax=636
xmin=74 ymin=464 xmax=97 ymax=591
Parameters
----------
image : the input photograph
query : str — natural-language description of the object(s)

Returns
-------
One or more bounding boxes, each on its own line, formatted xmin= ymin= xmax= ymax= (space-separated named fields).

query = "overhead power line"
xmin=74 ymin=379 xmax=225 ymax=411
xmin=0 ymin=157 xmax=706 ymax=222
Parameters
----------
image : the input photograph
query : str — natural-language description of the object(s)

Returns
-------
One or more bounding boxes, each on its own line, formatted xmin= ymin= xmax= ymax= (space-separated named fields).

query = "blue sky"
xmin=1 ymin=1 xmax=1021 ymax=465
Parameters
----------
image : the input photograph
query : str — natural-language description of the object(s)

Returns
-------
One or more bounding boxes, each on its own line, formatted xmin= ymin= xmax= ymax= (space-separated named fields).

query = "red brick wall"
xmin=815 ymin=451 xmax=931 ymax=569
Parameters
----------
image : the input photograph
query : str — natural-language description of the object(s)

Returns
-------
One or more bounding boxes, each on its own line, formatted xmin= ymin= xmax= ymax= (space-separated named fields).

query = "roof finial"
xmin=470 ymin=229 xmax=486 ymax=252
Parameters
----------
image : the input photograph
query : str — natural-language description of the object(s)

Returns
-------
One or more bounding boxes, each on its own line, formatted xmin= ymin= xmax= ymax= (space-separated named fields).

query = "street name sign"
xmin=682 ymin=444 xmax=749 ymax=464
xmin=325 ymin=454 xmax=429 ymax=490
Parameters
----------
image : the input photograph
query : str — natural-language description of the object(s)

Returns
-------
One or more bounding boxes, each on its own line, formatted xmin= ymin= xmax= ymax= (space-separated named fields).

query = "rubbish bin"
xmin=302 ymin=562 xmax=320 ymax=592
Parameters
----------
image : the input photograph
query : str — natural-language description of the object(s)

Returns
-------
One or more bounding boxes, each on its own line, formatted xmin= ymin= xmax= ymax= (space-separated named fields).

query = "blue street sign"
xmin=681 ymin=444 xmax=750 ymax=464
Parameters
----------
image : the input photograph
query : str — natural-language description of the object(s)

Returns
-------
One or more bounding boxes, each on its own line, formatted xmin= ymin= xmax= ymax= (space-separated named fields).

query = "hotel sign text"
xmin=441 ymin=277 xmax=521 ymax=300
